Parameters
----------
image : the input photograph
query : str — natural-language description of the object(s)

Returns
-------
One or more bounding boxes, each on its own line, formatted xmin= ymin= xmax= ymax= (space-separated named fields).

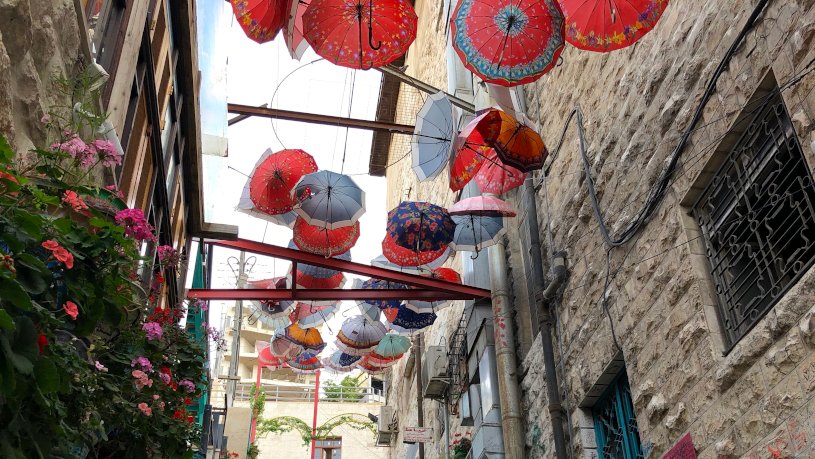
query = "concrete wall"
xmin=0 ymin=0 xmax=84 ymax=153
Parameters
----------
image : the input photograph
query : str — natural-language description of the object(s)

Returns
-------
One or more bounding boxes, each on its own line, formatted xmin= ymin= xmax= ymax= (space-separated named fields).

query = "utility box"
xmin=422 ymin=345 xmax=449 ymax=399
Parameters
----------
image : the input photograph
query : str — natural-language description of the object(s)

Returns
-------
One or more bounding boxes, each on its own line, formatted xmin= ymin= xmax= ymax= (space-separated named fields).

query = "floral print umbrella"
xmin=473 ymin=150 xmax=527 ymax=195
xmin=231 ymin=0 xmax=287 ymax=44
xmin=451 ymin=0 xmax=565 ymax=86
xmin=248 ymin=149 xmax=318 ymax=215
xmin=385 ymin=201 xmax=456 ymax=254
xmin=286 ymin=352 xmax=323 ymax=373
xmin=288 ymin=302 xmax=339 ymax=329
xmin=323 ymin=350 xmax=362 ymax=371
xmin=358 ymin=278 xmax=410 ymax=311
xmin=293 ymin=218 xmax=360 ymax=257
xmin=560 ymin=0 xmax=668 ymax=52
xmin=385 ymin=305 xmax=437 ymax=335
xmin=303 ymin=0 xmax=418 ymax=69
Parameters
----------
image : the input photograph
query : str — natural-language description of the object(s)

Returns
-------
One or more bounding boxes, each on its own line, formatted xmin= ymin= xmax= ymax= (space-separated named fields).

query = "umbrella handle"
xmin=368 ymin=0 xmax=381 ymax=50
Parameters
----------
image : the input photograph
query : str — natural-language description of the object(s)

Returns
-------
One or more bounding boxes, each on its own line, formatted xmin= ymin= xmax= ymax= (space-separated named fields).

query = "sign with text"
xmin=662 ymin=433 xmax=697 ymax=459
xmin=403 ymin=426 xmax=433 ymax=443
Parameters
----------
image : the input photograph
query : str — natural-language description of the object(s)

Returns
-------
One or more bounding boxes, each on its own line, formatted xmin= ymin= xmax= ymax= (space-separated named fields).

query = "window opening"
xmin=592 ymin=372 xmax=643 ymax=459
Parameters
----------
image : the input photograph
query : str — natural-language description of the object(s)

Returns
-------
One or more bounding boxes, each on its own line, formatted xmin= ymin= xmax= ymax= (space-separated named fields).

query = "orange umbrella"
xmin=457 ymin=109 xmax=548 ymax=173
xmin=283 ymin=322 xmax=326 ymax=352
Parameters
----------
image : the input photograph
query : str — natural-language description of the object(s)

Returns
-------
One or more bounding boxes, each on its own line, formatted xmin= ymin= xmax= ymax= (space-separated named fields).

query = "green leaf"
xmin=0 ymin=310 xmax=13 ymax=331
xmin=34 ymin=358 xmax=59 ymax=393
xmin=0 ymin=134 xmax=12 ymax=164
xmin=0 ymin=278 xmax=32 ymax=310
xmin=12 ymin=316 xmax=38 ymax=362
xmin=13 ymin=259 xmax=47 ymax=295
xmin=11 ymin=211 xmax=44 ymax=240
xmin=0 ymin=335 xmax=32 ymax=375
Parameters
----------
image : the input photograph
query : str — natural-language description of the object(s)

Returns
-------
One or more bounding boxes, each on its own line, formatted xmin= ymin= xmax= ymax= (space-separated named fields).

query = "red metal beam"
xmin=187 ymin=288 xmax=471 ymax=301
xmin=203 ymin=238 xmax=492 ymax=298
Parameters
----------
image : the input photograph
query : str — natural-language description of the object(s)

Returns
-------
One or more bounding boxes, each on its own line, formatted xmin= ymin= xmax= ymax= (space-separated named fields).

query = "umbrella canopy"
xmin=256 ymin=341 xmax=288 ymax=369
xmin=231 ymin=0 xmax=287 ymax=44
xmin=371 ymin=254 xmax=447 ymax=273
xmin=323 ymin=351 xmax=361 ymax=371
xmin=335 ymin=335 xmax=376 ymax=356
xmin=403 ymin=299 xmax=451 ymax=314
xmin=386 ymin=201 xmax=456 ymax=253
xmin=560 ymin=0 xmax=668 ymax=52
xmin=385 ymin=305 xmax=437 ymax=335
xmin=245 ymin=277 xmax=294 ymax=328
xmin=430 ymin=267 xmax=461 ymax=283
xmin=293 ymin=170 xmax=366 ymax=229
xmin=303 ymin=0 xmax=418 ymax=69
xmin=412 ymin=92 xmax=456 ymax=182
xmin=450 ymin=214 xmax=506 ymax=253
xmin=382 ymin=235 xmax=452 ymax=267
xmin=283 ymin=323 xmax=326 ymax=353
xmin=374 ymin=333 xmax=411 ymax=357
xmin=473 ymin=150 xmax=527 ymax=195
xmin=291 ymin=270 xmax=346 ymax=290
xmin=289 ymin=302 xmax=339 ymax=328
xmin=284 ymin=0 xmax=310 ymax=59
xmin=288 ymin=240 xmax=353 ymax=278
xmin=358 ymin=301 xmax=383 ymax=322
xmin=449 ymin=196 xmax=517 ymax=217
xmin=293 ymin=218 xmax=360 ymax=256
xmin=356 ymin=359 xmax=388 ymax=373
xmin=460 ymin=109 xmax=548 ymax=173
xmin=338 ymin=316 xmax=388 ymax=350
xmin=451 ymin=0 xmax=565 ymax=86
xmin=358 ymin=278 xmax=410 ymax=311
xmin=270 ymin=332 xmax=305 ymax=359
xmin=449 ymin=116 xmax=492 ymax=192
xmin=249 ymin=149 xmax=319 ymax=215
xmin=287 ymin=352 xmax=323 ymax=373
xmin=366 ymin=351 xmax=402 ymax=366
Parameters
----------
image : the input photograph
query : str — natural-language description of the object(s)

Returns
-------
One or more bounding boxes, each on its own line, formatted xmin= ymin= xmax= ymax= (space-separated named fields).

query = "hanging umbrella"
xmin=366 ymin=351 xmax=401 ymax=366
xmin=293 ymin=218 xmax=360 ymax=257
xmin=356 ymin=359 xmax=388 ymax=373
xmin=290 ymin=270 xmax=346 ymax=290
xmin=287 ymin=352 xmax=323 ymax=373
xmin=335 ymin=335 xmax=376 ymax=357
xmin=358 ymin=278 xmax=410 ymax=311
xmin=382 ymin=235 xmax=452 ymax=267
xmin=284 ymin=0 xmax=310 ymax=59
xmin=249 ymin=149 xmax=319 ymax=215
xmin=385 ymin=305 xmax=437 ymax=335
xmin=283 ymin=322 xmax=327 ymax=353
xmin=450 ymin=214 xmax=506 ymax=253
xmin=256 ymin=341 xmax=287 ymax=369
xmin=293 ymin=170 xmax=366 ymax=229
xmin=302 ymin=0 xmax=418 ymax=70
xmin=560 ymin=0 xmax=668 ymax=52
xmin=473 ymin=150 xmax=527 ymax=195
xmin=412 ymin=92 xmax=456 ymax=182
xmin=323 ymin=351 xmax=361 ymax=371
xmin=245 ymin=277 xmax=294 ymax=329
xmin=270 ymin=332 xmax=305 ymax=359
xmin=231 ymin=0 xmax=287 ymax=44
xmin=288 ymin=240 xmax=352 ymax=279
xmin=431 ymin=267 xmax=461 ymax=283
xmin=370 ymin=255 xmax=430 ymax=274
xmin=374 ymin=333 xmax=411 ymax=357
xmin=289 ymin=302 xmax=339 ymax=328
xmin=386 ymin=201 xmax=456 ymax=253
xmin=237 ymin=151 xmax=299 ymax=227
xmin=337 ymin=316 xmax=387 ymax=351
xmin=458 ymin=109 xmax=548 ymax=173
xmin=449 ymin=196 xmax=517 ymax=217
xmin=449 ymin=116 xmax=492 ymax=191
xmin=450 ymin=0 xmax=565 ymax=86
xmin=358 ymin=301 xmax=383 ymax=322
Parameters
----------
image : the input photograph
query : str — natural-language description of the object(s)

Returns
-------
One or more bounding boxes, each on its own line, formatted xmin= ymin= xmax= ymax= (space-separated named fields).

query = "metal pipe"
xmin=225 ymin=251 xmax=246 ymax=407
xmin=310 ymin=369 xmax=321 ymax=458
xmin=187 ymin=288 xmax=476 ymax=302
xmin=227 ymin=103 xmax=415 ymax=133
xmin=487 ymin=242 xmax=526 ymax=459
xmin=414 ymin=335 xmax=425 ymax=459
xmin=377 ymin=65 xmax=476 ymax=113
xmin=523 ymin=176 xmax=569 ymax=459
xmin=443 ymin=396 xmax=451 ymax=459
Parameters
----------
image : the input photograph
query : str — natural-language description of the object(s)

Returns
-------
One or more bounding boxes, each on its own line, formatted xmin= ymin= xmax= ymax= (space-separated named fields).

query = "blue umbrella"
xmin=293 ymin=170 xmax=366 ymax=229
xmin=449 ymin=214 xmax=506 ymax=253
xmin=358 ymin=278 xmax=410 ymax=311
xmin=288 ymin=240 xmax=351 ymax=279
xmin=412 ymin=92 xmax=455 ymax=182
xmin=386 ymin=201 xmax=456 ymax=252
xmin=323 ymin=351 xmax=361 ymax=371
xmin=386 ymin=305 xmax=437 ymax=335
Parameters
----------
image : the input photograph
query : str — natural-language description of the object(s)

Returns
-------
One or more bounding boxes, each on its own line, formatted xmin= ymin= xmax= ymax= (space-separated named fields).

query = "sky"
xmin=198 ymin=0 xmax=391 ymax=374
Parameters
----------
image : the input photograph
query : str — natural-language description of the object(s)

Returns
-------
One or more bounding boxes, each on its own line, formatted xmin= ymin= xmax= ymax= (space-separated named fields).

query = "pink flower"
xmin=95 ymin=361 xmax=108 ymax=372
xmin=53 ymin=137 xmax=95 ymax=169
xmin=62 ymin=190 xmax=89 ymax=213
xmin=179 ymin=379 xmax=195 ymax=393
xmin=142 ymin=322 xmax=163 ymax=341
xmin=115 ymin=208 xmax=156 ymax=241
xmin=137 ymin=402 xmax=152 ymax=416
xmin=131 ymin=370 xmax=146 ymax=379
xmin=63 ymin=301 xmax=79 ymax=320
xmin=131 ymin=356 xmax=153 ymax=373
xmin=41 ymin=240 xmax=74 ymax=269
xmin=159 ymin=372 xmax=171 ymax=385
xmin=156 ymin=245 xmax=180 ymax=268
xmin=152 ymin=394 xmax=160 ymax=400
xmin=91 ymin=139 xmax=122 ymax=167
xmin=40 ymin=114 xmax=50 ymax=124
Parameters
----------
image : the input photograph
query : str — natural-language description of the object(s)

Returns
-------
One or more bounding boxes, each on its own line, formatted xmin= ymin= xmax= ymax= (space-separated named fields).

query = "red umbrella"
xmin=293 ymin=217 xmax=359 ymax=256
xmin=449 ymin=196 xmax=517 ymax=217
xmin=430 ymin=267 xmax=461 ymax=284
xmin=449 ymin=117 xmax=492 ymax=192
xmin=450 ymin=0 xmax=565 ymax=86
xmin=474 ymin=150 xmax=527 ymax=195
xmin=231 ymin=0 xmax=287 ymax=44
xmin=302 ymin=0 xmax=418 ymax=69
xmin=290 ymin=270 xmax=346 ymax=290
xmin=456 ymin=109 xmax=547 ymax=173
xmin=284 ymin=0 xmax=310 ymax=59
xmin=382 ymin=234 xmax=450 ymax=267
xmin=560 ymin=0 xmax=668 ymax=52
xmin=250 ymin=149 xmax=318 ymax=215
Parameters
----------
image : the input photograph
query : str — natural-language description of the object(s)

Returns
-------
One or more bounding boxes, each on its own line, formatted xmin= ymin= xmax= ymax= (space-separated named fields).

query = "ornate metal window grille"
xmin=692 ymin=90 xmax=815 ymax=350
xmin=592 ymin=372 xmax=644 ymax=459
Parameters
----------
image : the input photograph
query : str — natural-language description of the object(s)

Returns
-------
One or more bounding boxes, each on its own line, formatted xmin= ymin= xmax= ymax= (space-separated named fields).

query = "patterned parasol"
xmin=357 ymin=278 xmax=410 ymax=311
xmin=380 ymin=237 xmax=452 ymax=268
xmin=385 ymin=305 xmax=437 ymax=335
xmin=231 ymin=0 xmax=287 ymax=44
xmin=283 ymin=322 xmax=326 ymax=353
xmin=323 ymin=351 xmax=362 ymax=371
xmin=385 ymin=201 xmax=456 ymax=253
xmin=256 ymin=341 xmax=287 ymax=369
xmin=473 ymin=150 xmax=527 ymax=195
xmin=288 ymin=302 xmax=339 ymax=329
xmin=336 ymin=316 xmax=388 ymax=353
xmin=293 ymin=218 xmax=360 ymax=257
xmin=457 ymin=109 xmax=548 ymax=173
xmin=449 ymin=196 xmax=517 ymax=217
xmin=286 ymin=352 xmax=323 ymax=373
xmin=560 ymin=0 xmax=668 ymax=52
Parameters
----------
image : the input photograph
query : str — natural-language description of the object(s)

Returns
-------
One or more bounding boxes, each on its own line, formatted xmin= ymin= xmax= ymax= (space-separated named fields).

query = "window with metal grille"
xmin=691 ymin=86 xmax=815 ymax=351
xmin=592 ymin=372 xmax=643 ymax=459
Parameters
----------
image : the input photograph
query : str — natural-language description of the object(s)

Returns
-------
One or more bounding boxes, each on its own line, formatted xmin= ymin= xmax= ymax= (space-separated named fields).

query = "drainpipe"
xmin=487 ymin=242 xmax=526 ymax=458
xmin=523 ymin=176 xmax=569 ymax=459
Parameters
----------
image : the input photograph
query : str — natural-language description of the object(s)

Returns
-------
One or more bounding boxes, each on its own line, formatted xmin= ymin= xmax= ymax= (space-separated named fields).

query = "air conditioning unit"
xmin=376 ymin=406 xmax=395 ymax=447
xmin=422 ymin=346 xmax=449 ymax=399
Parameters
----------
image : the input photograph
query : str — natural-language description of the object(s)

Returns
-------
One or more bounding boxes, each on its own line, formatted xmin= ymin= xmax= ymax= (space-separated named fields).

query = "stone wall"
xmin=0 ymin=0 xmax=85 ymax=154
xmin=513 ymin=0 xmax=815 ymax=457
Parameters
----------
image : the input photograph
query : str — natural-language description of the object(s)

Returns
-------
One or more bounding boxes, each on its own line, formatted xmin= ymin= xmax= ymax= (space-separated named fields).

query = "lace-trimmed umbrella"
xmin=288 ymin=302 xmax=339 ymax=329
xmin=270 ymin=332 xmax=304 ymax=359
xmin=380 ymin=236 xmax=452 ymax=267
xmin=451 ymin=0 xmax=565 ymax=86
xmin=385 ymin=305 xmax=437 ymax=335
xmin=323 ymin=350 xmax=361 ymax=371
xmin=245 ymin=277 xmax=293 ymax=329
xmin=303 ymin=0 xmax=418 ymax=69
xmin=256 ymin=341 xmax=287 ymax=369
xmin=286 ymin=352 xmax=323 ymax=373
xmin=560 ymin=0 xmax=668 ymax=52
xmin=336 ymin=316 xmax=387 ymax=355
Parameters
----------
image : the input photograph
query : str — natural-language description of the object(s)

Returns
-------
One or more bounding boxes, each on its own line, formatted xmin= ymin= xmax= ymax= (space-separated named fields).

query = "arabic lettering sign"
xmin=662 ymin=433 xmax=697 ymax=459
xmin=403 ymin=426 xmax=433 ymax=443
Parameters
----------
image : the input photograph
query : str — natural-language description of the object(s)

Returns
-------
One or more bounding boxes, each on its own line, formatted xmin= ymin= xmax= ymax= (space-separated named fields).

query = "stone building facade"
xmin=379 ymin=0 xmax=815 ymax=458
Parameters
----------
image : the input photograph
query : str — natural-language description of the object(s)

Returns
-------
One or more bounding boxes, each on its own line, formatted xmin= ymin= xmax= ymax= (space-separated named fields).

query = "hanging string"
xmin=341 ymin=70 xmax=357 ymax=174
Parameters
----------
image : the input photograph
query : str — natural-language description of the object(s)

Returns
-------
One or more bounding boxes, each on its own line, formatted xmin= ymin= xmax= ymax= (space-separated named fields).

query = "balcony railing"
xmin=232 ymin=383 xmax=385 ymax=404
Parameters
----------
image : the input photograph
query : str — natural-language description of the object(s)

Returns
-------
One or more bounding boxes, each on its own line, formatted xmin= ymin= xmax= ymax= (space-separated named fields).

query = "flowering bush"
xmin=0 ymin=92 xmax=207 ymax=457
xmin=450 ymin=431 xmax=473 ymax=459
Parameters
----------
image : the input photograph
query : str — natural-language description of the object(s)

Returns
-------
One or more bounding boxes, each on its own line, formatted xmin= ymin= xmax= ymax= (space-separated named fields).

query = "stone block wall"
xmin=0 ymin=0 xmax=85 ymax=154
xmin=514 ymin=0 xmax=815 ymax=457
